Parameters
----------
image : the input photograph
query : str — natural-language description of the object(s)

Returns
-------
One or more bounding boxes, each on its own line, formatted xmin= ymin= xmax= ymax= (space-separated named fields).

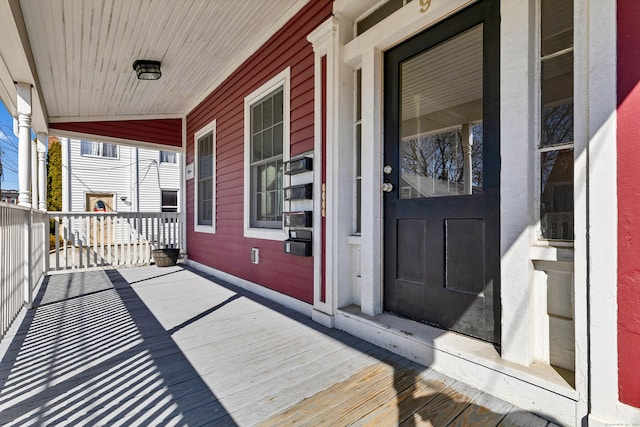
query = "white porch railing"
xmin=49 ymin=212 xmax=184 ymax=271
xmin=0 ymin=202 xmax=48 ymax=340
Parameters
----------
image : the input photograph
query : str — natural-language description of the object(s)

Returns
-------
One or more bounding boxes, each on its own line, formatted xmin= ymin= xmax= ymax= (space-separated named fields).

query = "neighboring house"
xmin=0 ymin=189 xmax=18 ymax=204
xmin=3 ymin=1 xmax=640 ymax=425
xmin=60 ymin=138 xmax=180 ymax=214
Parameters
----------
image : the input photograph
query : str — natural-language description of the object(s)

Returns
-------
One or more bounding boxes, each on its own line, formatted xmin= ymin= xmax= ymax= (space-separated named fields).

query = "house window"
xmin=161 ymin=190 xmax=178 ymax=212
xmin=539 ymin=0 xmax=574 ymax=240
xmin=80 ymin=140 xmax=118 ymax=158
xmin=244 ymin=68 xmax=290 ymax=240
xmin=356 ymin=0 xmax=414 ymax=36
xmin=160 ymin=150 xmax=177 ymax=164
xmin=194 ymin=120 xmax=216 ymax=233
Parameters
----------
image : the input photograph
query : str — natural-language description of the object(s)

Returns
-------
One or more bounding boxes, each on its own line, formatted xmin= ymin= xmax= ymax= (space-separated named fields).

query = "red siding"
xmin=186 ymin=0 xmax=333 ymax=304
xmin=50 ymin=119 xmax=182 ymax=147
xmin=617 ymin=0 xmax=640 ymax=408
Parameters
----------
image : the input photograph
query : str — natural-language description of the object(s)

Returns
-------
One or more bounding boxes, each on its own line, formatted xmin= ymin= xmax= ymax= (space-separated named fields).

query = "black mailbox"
xmin=284 ymin=211 xmax=313 ymax=227
xmin=289 ymin=229 xmax=312 ymax=240
xmin=284 ymin=183 xmax=313 ymax=200
xmin=284 ymin=157 xmax=313 ymax=175
xmin=284 ymin=239 xmax=312 ymax=257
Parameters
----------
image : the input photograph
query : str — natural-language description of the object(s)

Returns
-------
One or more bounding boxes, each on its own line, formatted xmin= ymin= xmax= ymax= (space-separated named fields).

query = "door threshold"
xmin=335 ymin=305 xmax=579 ymax=425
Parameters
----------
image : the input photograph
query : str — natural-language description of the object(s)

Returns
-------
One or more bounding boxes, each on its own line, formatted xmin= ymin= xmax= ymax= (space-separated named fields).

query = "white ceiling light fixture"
xmin=133 ymin=60 xmax=162 ymax=80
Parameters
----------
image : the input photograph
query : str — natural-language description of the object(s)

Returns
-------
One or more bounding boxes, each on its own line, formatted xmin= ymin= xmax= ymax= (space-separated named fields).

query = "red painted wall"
xmin=50 ymin=119 xmax=182 ymax=148
xmin=617 ymin=0 xmax=640 ymax=408
xmin=186 ymin=0 xmax=333 ymax=303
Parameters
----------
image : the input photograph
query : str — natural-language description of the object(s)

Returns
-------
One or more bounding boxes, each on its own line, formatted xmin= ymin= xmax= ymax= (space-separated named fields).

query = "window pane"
xmin=273 ymin=123 xmax=283 ymax=156
xmin=541 ymin=52 xmax=573 ymax=147
xmin=102 ymin=143 xmax=117 ymax=158
xmin=162 ymin=190 xmax=177 ymax=207
xmin=253 ymin=104 xmax=263 ymax=133
xmin=252 ymin=133 xmax=263 ymax=162
xmin=160 ymin=151 xmax=177 ymax=163
xmin=262 ymin=128 xmax=273 ymax=159
xmin=541 ymin=149 xmax=574 ymax=240
xmin=263 ymin=96 xmax=273 ymax=129
xmin=81 ymin=141 xmax=98 ymax=156
xmin=273 ymin=90 xmax=283 ymax=123
xmin=356 ymin=69 xmax=362 ymax=121
xmin=541 ymin=0 xmax=573 ymax=56
xmin=399 ymin=26 xmax=483 ymax=199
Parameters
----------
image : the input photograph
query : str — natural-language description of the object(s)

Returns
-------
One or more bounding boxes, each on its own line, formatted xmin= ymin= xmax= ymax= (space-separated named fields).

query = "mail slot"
xmin=284 ymin=239 xmax=312 ymax=257
xmin=284 ymin=211 xmax=313 ymax=227
xmin=284 ymin=183 xmax=313 ymax=200
xmin=284 ymin=157 xmax=313 ymax=175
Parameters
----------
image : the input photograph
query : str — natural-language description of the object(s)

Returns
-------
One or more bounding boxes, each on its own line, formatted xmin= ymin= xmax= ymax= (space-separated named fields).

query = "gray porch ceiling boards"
xmin=18 ymin=0 xmax=308 ymax=122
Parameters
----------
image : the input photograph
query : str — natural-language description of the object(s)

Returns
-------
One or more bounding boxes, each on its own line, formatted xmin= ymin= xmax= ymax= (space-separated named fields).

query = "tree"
xmin=47 ymin=136 xmax=62 ymax=211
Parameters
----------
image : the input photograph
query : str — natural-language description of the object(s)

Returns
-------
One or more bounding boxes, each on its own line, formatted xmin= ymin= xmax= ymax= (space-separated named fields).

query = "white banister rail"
xmin=0 ymin=203 xmax=48 ymax=341
xmin=48 ymin=212 xmax=184 ymax=271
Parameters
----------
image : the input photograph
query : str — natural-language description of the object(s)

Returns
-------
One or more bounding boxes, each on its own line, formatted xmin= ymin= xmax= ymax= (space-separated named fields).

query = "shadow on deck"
xmin=0 ymin=266 xmax=557 ymax=426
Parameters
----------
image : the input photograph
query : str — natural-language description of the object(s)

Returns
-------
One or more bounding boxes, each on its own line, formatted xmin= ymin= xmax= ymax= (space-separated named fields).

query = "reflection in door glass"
xmin=399 ymin=25 xmax=483 ymax=199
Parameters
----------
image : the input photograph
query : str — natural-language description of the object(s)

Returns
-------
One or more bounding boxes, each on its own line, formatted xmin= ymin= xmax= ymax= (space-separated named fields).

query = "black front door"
xmin=383 ymin=0 xmax=500 ymax=343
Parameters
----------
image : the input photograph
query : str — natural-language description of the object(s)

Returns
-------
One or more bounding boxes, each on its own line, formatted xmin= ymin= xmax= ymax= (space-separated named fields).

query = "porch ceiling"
xmin=15 ymin=0 xmax=308 ymax=124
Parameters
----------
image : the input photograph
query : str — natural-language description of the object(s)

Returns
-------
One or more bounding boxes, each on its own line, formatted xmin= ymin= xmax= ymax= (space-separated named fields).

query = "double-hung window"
xmin=539 ymin=0 xmax=574 ymax=240
xmin=244 ymin=68 xmax=290 ymax=240
xmin=194 ymin=120 xmax=216 ymax=233
xmin=80 ymin=140 xmax=118 ymax=158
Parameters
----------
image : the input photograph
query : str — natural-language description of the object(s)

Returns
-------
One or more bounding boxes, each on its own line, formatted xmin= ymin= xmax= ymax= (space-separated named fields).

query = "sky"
xmin=0 ymin=102 xmax=19 ymax=191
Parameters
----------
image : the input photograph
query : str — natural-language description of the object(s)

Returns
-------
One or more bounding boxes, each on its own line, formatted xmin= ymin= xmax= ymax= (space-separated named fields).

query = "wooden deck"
xmin=0 ymin=266 xmax=557 ymax=426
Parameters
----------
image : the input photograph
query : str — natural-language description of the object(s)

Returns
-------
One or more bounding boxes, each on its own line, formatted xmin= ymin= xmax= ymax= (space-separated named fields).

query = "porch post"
xmin=37 ymin=133 xmax=47 ymax=211
xmin=16 ymin=82 xmax=32 ymax=208
xmin=31 ymin=139 xmax=38 ymax=209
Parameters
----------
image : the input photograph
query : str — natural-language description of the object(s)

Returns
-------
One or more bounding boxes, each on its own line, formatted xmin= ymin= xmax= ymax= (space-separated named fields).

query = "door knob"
xmin=382 ymin=182 xmax=394 ymax=193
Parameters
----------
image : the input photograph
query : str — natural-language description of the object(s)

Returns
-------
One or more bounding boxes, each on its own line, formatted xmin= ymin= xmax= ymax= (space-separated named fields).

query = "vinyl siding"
xmin=186 ymin=0 xmax=332 ymax=303
xmin=64 ymin=138 xmax=180 ymax=213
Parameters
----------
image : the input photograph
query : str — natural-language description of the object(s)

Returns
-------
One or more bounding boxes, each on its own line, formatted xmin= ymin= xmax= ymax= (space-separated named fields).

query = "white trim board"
xmin=186 ymin=259 xmax=312 ymax=318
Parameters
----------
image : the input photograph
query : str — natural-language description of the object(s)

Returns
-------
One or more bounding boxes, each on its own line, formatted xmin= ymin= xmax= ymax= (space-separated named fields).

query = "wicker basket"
xmin=152 ymin=248 xmax=180 ymax=267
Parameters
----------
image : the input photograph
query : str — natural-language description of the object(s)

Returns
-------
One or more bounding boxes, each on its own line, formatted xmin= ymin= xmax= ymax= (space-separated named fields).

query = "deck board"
xmin=0 ymin=266 xmax=557 ymax=426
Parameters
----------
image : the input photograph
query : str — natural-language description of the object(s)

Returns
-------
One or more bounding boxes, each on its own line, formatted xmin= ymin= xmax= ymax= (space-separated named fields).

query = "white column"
xmin=31 ymin=140 xmax=38 ymax=209
xmin=16 ymin=83 xmax=32 ymax=208
xmin=37 ymin=133 xmax=47 ymax=211
xmin=360 ymin=47 xmax=383 ymax=316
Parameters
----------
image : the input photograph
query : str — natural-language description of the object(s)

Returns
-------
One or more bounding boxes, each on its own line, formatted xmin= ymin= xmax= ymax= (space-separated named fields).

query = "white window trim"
xmin=194 ymin=119 xmax=216 ymax=234
xmin=243 ymin=67 xmax=291 ymax=241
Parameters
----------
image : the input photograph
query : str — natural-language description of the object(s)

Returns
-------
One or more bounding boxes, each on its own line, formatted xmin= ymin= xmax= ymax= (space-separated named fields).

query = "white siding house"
xmin=61 ymin=138 xmax=180 ymax=213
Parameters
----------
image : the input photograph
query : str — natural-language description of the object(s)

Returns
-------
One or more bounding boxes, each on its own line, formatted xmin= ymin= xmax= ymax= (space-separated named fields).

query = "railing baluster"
xmin=55 ymin=215 xmax=60 ymax=271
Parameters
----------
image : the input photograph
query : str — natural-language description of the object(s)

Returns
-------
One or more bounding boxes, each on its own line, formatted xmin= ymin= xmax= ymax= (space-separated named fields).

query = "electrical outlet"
xmin=251 ymin=247 xmax=260 ymax=264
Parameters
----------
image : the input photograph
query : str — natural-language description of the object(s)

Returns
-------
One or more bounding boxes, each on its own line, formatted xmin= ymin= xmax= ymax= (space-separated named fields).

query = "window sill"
xmin=244 ymin=227 xmax=286 ymax=241
xmin=194 ymin=225 xmax=215 ymax=234
xmin=531 ymin=243 xmax=574 ymax=263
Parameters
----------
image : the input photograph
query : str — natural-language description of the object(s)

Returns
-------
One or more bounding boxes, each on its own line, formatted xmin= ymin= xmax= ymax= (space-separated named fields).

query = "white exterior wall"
xmin=61 ymin=138 xmax=180 ymax=213
xmin=137 ymin=148 xmax=181 ymax=212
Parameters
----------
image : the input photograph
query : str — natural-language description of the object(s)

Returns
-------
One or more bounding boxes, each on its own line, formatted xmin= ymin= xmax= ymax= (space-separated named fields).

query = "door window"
xmin=399 ymin=25 xmax=483 ymax=199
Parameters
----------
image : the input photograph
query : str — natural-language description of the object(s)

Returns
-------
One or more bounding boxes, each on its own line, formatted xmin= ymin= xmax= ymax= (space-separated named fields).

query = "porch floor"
xmin=0 ymin=266 xmax=555 ymax=426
